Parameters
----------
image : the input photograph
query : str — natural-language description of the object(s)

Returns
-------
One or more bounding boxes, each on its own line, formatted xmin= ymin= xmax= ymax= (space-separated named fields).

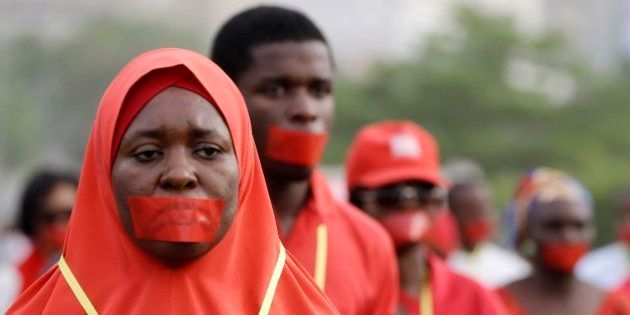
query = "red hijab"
xmin=8 ymin=48 xmax=337 ymax=314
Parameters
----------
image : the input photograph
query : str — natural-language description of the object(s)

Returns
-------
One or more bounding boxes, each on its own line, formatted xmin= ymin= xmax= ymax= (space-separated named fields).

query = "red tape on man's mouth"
xmin=265 ymin=126 xmax=328 ymax=166
xmin=128 ymin=196 xmax=224 ymax=243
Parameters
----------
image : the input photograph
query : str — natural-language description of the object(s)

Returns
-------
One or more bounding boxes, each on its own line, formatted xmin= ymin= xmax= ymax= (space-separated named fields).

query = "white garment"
xmin=576 ymin=242 xmax=630 ymax=291
xmin=448 ymin=242 xmax=531 ymax=288
xmin=0 ymin=262 xmax=20 ymax=313
xmin=0 ymin=232 xmax=31 ymax=313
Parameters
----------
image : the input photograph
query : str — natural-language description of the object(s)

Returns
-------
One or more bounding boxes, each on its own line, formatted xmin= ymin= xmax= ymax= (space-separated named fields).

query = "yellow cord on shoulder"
xmin=420 ymin=270 xmax=433 ymax=315
xmin=58 ymin=255 xmax=98 ymax=315
xmin=259 ymin=243 xmax=287 ymax=315
xmin=314 ymin=224 xmax=328 ymax=290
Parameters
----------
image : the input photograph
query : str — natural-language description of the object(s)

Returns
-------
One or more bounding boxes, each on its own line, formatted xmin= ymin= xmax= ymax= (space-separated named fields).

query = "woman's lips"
xmin=128 ymin=196 xmax=225 ymax=243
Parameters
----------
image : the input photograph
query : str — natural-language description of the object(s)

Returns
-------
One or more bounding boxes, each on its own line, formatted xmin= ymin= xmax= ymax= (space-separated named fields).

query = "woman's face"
xmin=111 ymin=87 xmax=239 ymax=264
xmin=37 ymin=182 xmax=77 ymax=251
xmin=529 ymin=199 xmax=594 ymax=248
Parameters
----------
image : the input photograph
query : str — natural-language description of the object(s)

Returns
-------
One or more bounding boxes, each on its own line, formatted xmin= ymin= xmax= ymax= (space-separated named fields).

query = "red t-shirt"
xmin=283 ymin=170 xmax=399 ymax=314
xmin=398 ymin=255 xmax=507 ymax=315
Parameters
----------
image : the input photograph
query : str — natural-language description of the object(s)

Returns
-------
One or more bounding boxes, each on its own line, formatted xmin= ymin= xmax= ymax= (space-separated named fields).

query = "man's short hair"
xmin=210 ymin=5 xmax=331 ymax=81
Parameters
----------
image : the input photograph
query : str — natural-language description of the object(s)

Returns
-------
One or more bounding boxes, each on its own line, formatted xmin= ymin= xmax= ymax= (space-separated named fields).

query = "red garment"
xmin=424 ymin=209 xmax=460 ymax=258
xmin=283 ymin=171 xmax=399 ymax=314
xmin=497 ymin=286 xmax=630 ymax=315
xmin=597 ymin=279 xmax=630 ymax=315
xmin=8 ymin=48 xmax=337 ymax=314
xmin=398 ymin=255 xmax=507 ymax=315
xmin=17 ymin=248 xmax=45 ymax=293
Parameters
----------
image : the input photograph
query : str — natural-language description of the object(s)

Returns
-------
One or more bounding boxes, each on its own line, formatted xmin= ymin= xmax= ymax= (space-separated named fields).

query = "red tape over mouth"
xmin=128 ymin=196 xmax=224 ymax=243
xmin=265 ymin=126 xmax=328 ymax=167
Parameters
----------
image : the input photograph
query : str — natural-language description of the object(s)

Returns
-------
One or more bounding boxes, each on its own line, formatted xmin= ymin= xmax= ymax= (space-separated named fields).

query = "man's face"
xmin=236 ymin=40 xmax=334 ymax=180
xmin=355 ymin=181 xmax=446 ymax=220
xmin=449 ymin=185 xmax=494 ymax=248
xmin=353 ymin=181 xmax=447 ymax=249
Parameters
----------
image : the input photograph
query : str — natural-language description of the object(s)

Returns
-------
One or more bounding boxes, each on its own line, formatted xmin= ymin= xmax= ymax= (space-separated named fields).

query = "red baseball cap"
xmin=345 ymin=120 xmax=446 ymax=190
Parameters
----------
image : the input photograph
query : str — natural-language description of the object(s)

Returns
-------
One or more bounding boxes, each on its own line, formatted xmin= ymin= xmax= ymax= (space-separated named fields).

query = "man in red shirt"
xmin=211 ymin=6 xmax=398 ymax=314
xmin=346 ymin=120 xmax=506 ymax=314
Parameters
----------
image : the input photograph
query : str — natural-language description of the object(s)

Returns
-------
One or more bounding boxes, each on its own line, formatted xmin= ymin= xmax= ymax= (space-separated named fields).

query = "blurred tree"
xmin=328 ymin=6 xmax=630 ymax=244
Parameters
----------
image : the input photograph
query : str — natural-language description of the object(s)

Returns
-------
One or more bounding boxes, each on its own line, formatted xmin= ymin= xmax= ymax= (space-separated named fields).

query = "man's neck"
xmin=531 ymin=264 xmax=579 ymax=295
xmin=398 ymin=243 xmax=430 ymax=296
xmin=266 ymin=174 xmax=311 ymax=236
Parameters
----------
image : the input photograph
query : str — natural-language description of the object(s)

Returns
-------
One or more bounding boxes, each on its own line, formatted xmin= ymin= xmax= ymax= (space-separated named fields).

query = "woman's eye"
xmin=195 ymin=146 xmax=221 ymax=160
xmin=132 ymin=150 xmax=162 ymax=163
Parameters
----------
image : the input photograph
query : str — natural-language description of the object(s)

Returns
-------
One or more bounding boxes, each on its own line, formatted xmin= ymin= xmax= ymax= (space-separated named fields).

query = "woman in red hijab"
xmin=8 ymin=48 xmax=338 ymax=314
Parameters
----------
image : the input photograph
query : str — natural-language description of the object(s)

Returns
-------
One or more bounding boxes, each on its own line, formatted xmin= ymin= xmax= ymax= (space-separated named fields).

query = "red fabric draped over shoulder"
xmin=8 ymin=48 xmax=337 ymax=314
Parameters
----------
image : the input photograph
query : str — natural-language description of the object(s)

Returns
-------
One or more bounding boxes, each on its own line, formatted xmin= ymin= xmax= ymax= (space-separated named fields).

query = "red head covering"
xmin=346 ymin=120 xmax=446 ymax=190
xmin=8 ymin=48 xmax=337 ymax=314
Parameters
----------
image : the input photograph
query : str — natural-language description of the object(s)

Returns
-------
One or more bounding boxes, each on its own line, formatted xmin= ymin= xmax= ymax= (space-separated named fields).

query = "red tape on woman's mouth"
xmin=265 ymin=126 xmax=328 ymax=166
xmin=128 ymin=196 xmax=224 ymax=243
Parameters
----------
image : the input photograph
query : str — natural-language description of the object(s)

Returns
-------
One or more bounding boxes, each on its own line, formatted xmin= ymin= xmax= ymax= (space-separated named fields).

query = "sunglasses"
xmin=40 ymin=209 xmax=72 ymax=224
xmin=357 ymin=184 xmax=447 ymax=210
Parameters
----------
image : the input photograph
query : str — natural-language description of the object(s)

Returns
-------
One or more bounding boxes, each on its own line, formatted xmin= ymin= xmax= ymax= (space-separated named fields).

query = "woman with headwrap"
xmin=497 ymin=167 xmax=628 ymax=315
xmin=8 ymin=48 xmax=338 ymax=314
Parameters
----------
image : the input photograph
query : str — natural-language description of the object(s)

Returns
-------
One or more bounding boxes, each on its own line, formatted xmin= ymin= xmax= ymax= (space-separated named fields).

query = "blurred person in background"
xmin=14 ymin=170 xmax=77 ymax=293
xmin=577 ymin=189 xmax=630 ymax=291
xmin=211 ymin=6 xmax=398 ymax=314
xmin=346 ymin=120 xmax=506 ymax=314
xmin=447 ymin=181 xmax=531 ymax=288
xmin=9 ymin=48 xmax=338 ymax=314
xmin=0 ymin=170 xmax=77 ymax=312
xmin=497 ymin=168 xmax=628 ymax=315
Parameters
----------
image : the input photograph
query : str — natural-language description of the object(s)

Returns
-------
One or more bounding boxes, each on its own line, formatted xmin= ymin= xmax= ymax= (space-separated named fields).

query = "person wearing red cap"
xmin=7 ymin=48 xmax=338 ymax=314
xmin=346 ymin=120 xmax=506 ymax=314
xmin=210 ymin=6 xmax=398 ymax=314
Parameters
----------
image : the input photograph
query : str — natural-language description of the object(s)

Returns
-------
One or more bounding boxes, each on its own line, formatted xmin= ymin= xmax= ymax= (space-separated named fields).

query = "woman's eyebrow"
xmin=128 ymin=129 xmax=163 ymax=141
xmin=190 ymin=127 xmax=215 ymax=138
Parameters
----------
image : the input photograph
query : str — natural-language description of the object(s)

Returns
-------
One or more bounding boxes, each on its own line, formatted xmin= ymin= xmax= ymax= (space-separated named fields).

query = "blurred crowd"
xmin=1 ymin=4 xmax=629 ymax=315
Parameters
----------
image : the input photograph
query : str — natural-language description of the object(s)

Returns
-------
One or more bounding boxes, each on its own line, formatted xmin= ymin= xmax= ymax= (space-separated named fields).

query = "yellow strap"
xmin=59 ymin=245 xmax=287 ymax=315
xmin=314 ymin=224 xmax=328 ymax=290
xmin=419 ymin=268 xmax=433 ymax=315
xmin=58 ymin=256 xmax=98 ymax=315
xmin=419 ymin=280 xmax=433 ymax=315
xmin=259 ymin=243 xmax=287 ymax=315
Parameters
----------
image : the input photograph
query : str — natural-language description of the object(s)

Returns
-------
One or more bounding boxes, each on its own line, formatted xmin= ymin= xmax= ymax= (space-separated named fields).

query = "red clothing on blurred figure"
xmin=16 ymin=248 xmax=45 ymax=293
xmin=283 ymin=171 xmax=399 ymax=314
xmin=398 ymin=254 xmax=507 ymax=315
xmin=497 ymin=286 xmax=630 ymax=315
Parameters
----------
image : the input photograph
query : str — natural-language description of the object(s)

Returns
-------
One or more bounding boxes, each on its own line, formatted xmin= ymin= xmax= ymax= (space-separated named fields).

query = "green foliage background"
xmin=2 ymin=6 xmax=629 ymax=244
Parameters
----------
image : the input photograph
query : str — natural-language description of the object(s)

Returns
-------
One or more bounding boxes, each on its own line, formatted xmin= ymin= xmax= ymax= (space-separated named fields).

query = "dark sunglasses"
xmin=40 ymin=209 xmax=72 ymax=224
xmin=358 ymin=184 xmax=447 ymax=209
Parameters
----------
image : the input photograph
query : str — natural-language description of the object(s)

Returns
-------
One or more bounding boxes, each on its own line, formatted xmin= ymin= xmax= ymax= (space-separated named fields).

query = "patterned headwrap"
xmin=505 ymin=167 xmax=593 ymax=249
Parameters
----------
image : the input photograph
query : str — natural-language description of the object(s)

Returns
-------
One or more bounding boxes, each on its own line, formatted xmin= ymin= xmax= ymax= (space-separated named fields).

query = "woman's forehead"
xmin=531 ymin=198 xmax=592 ymax=223
xmin=124 ymin=87 xmax=232 ymax=142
